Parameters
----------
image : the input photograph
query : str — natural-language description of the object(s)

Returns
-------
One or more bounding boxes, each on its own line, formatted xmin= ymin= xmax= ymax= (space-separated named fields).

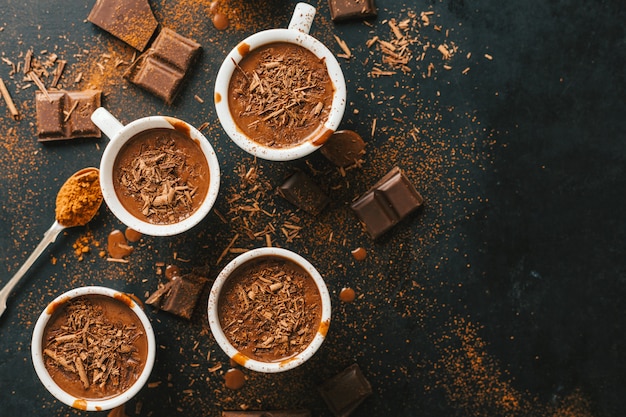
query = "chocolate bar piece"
xmin=36 ymin=90 xmax=102 ymax=141
xmin=88 ymin=0 xmax=158 ymax=51
xmin=125 ymin=28 xmax=201 ymax=104
xmin=319 ymin=364 xmax=372 ymax=417
xmin=320 ymin=130 xmax=366 ymax=167
xmin=328 ymin=0 xmax=377 ymax=22
xmin=277 ymin=171 xmax=329 ymax=216
xmin=146 ymin=273 xmax=207 ymax=319
xmin=222 ymin=411 xmax=310 ymax=417
xmin=351 ymin=167 xmax=423 ymax=239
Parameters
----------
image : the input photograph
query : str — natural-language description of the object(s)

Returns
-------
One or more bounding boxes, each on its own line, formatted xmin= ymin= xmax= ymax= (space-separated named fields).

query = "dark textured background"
xmin=0 ymin=0 xmax=624 ymax=416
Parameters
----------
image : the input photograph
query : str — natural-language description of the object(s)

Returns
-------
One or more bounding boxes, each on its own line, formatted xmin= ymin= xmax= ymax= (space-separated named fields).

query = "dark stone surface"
xmin=0 ymin=0 xmax=624 ymax=416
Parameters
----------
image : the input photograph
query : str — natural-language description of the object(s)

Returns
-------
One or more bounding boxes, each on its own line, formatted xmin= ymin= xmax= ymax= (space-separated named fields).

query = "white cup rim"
xmin=214 ymin=27 xmax=347 ymax=161
xmin=207 ymin=247 xmax=331 ymax=373
xmin=97 ymin=114 xmax=221 ymax=236
xmin=31 ymin=286 xmax=156 ymax=411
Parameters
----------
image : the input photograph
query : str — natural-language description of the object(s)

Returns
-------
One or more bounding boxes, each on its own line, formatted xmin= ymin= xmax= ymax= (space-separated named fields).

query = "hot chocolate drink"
xmin=218 ymin=256 xmax=323 ymax=362
xmin=41 ymin=294 xmax=149 ymax=400
xmin=228 ymin=42 xmax=335 ymax=149
xmin=112 ymin=127 xmax=210 ymax=224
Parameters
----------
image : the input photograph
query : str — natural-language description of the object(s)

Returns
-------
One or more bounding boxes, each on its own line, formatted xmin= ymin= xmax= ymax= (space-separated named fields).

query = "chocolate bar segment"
xmin=351 ymin=192 xmax=398 ymax=238
xmin=150 ymin=28 xmax=201 ymax=73
xmin=125 ymin=28 xmax=201 ymax=104
xmin=320 ymin=130 xmax=366 ymax=167
xmin=146 ymin=273 xmax=207 ymax=320
xmin=222 ymin=411 xmax=311 ymax=417
xmin=36 ymin=91 xmax=65 ymax=138
xmin=67 ymin=90 xmax=103 ymax=136
xmin=277 ymin=171 xmax=329 ymax=216
xmin=319 ymin=364 xmax=372 ymax=417
xmin=128 ymin=57 xmax=184 ymax=104
xmin=328 ymin=0 xmax=377 ymax=22
xmin=88 ymin=0 xmax=158 ymax=51
xmin=36 ymin=90 xmax=102 ymax=141
xmin=350 ymin=167 xmax=423 ymax=239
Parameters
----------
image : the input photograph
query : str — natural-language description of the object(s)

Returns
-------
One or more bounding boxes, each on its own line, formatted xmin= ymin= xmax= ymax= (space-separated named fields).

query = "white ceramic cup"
xmin=214 ymin=2 xmax=347 ymax=161
xmin=207 ymin=247 xmax=332 ymax=373
xmin=91 ymin=107 xmax=221 ymax=236
xmin=31 ymin=286 xmax=156 ymax=411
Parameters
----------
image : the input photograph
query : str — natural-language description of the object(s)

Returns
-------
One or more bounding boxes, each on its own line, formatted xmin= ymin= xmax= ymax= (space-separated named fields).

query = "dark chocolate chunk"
xmin=146 ymin=273 xmax=207 ymax=320
xmin=222 ymin=411 xmax=311 ymax=417
xmin=124 ymin=28 xmax=201 ymax=104
xmin=319 ymin=364 xmax=372 ymax=417
xmin=36 ymin=90 xmax=102 ymax=141
xmin=320 ymin=130 xmax=366 ymax=167
xmin=277 ymin=171 xmax=329 ymax=216
xmin=351 ymin=167 xmax=423 ymax=239
xmin=328 ymin=0 xmax=377 ymax=22
xmin=88 ymin=0 xmax=158 ymax=51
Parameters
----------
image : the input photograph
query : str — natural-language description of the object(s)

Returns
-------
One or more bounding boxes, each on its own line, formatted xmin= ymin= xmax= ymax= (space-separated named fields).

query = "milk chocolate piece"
xmin=277 ymin=171 xmax=329 ymax=216
xmin=319 ymin=364 xmax=372 ymax=417
xmin=36 ymin=90 xmax=102 ymax=141
xmin=125 ymin=28 xmax=201 ymax=104
xmin=88 ymin=0 xmax=158 ymax=51
xmin=126 ymin=58 xmax=184 ymax=104
xmin=150 ymin=29 xmax=201 ymax=73
xmin=351 ymin=167 xmax=423 ymax=239
xmin=222 ymin=411 xmax=310 ymax=417
xmin=320 ymin=130 xmax=366 ymax=167
xmin=146 ymin=273 xmax=207 ymax=319
xmin=328 ymin=0 xmax=377 ymax=22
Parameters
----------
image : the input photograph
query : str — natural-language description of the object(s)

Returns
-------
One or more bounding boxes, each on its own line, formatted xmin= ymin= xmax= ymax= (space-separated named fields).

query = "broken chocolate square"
xmin=320 ymin=130 xmax=366 ymax=167
xmin=277 ymin=171 xmax=329 ymax=216
xmin=124 ymin=28 xmax=201 ymax=104
xmin=351 ymin=166 xmax=423 ymax=239
xmin=88 ymin=0 xmax=159 ymax=51
xmin=222 ymin=411 xmax=311 ymax=417
xmin=328 ymin=0 xmax=377 ymax=22
xmin=127 ymin=58 xmax=183 ymax=103
xmin=319 ymin=364 xmax=372 ymax=417
xmin=36 ymin=90 xmax=102 ymax=141
xmin=150 ymin=28 xmax=200 ymax=73
xmin=146 ymin=273 xmax=207 ymax=319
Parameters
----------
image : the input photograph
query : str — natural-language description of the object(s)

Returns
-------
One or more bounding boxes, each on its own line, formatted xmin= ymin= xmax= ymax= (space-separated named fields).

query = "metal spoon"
xmin=0 ymin=167 xmax=103 ymax=319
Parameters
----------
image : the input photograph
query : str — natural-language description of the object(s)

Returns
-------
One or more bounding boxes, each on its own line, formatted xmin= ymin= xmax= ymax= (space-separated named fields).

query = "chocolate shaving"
xmin=28 ymin=71 xmax=51 ymax=101
xmin=118 ymin=135 xmax=198 ymax=221
xmin=23 ymin=49 xmax=33 ymax=74
xmin=0 ymin=78 xmax=20 ymax=120
xmin=51 ymin=59 xmax=66 ymax=88
xmin=369 ymin=16 xmax=417 ymax=77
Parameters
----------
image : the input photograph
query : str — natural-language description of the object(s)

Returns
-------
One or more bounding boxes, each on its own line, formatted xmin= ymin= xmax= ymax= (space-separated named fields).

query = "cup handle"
xmin=91 ymin=107 xmax=125 ymax=140
xmin=288 ymin=2 xmax=316 ymax=34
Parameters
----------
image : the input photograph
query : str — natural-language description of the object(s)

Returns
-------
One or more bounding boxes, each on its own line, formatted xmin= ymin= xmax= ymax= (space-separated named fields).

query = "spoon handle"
xmin=0 ymin=221 xmax=66 ymax=319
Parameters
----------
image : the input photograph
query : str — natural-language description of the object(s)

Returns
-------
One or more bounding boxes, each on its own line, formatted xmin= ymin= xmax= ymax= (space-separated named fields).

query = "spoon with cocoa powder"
xmin=0 ymin=168 xmax=103 ymax=319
